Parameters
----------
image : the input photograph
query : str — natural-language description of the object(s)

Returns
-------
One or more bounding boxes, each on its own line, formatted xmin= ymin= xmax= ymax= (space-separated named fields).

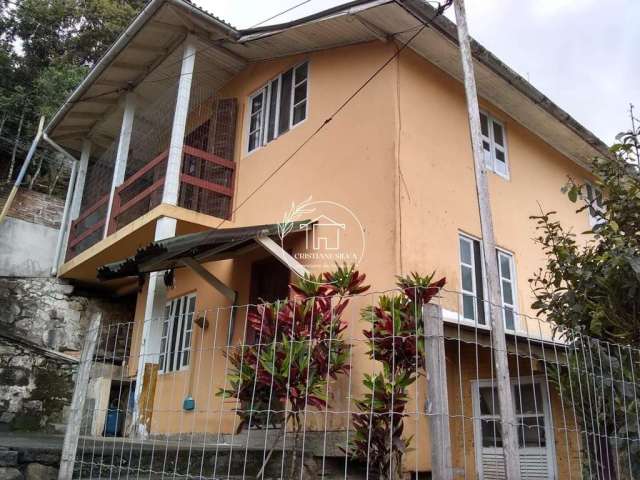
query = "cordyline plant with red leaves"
xmin=218 ymin=264 xmax=369 ymax=476
xmin=349 ymin=272 xmax=446 ymax=480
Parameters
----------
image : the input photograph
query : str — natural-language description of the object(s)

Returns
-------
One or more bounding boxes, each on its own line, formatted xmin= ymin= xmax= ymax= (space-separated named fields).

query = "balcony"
xmin=66 ymin=144 xmax=235 ymax=261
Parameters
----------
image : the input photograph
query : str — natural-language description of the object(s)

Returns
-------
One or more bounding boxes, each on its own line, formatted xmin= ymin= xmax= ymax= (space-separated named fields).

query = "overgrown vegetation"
xmin=218 ymin=264 xmax=369 ymax=478
xmin=349 ymin=272 xmax=445 ymax=480
xmin=0 ymin=0 xmax=145 ymax=191
xmin=530 ymin=129 xmax=640 ymax=478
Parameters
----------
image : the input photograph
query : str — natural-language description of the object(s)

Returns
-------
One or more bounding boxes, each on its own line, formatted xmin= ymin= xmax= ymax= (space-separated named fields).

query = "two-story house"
xmin=46 ymin=0 xmax=609 ymax=478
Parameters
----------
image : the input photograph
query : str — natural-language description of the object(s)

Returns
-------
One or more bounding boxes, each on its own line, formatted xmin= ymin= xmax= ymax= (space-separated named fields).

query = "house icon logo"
xmin=278 ymin=197 xmax=366 ymax=282
xmin=301 ymin=214 xmax=345 ymax=251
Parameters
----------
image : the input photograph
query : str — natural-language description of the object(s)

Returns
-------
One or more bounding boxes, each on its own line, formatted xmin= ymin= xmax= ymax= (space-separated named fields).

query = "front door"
xmin=246 ymin=256 xmax=291 ymax=344
xmin=472 ymin=378 xmax=556 ymax=479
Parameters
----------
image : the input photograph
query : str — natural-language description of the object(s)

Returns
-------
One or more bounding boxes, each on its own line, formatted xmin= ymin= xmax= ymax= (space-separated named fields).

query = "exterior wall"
xmin=120 ymin=41 xmax=596 ymax=474
xmin=395 ymin=48 xmax=593 ymax=328
xmin=141 ymin=41 xmax=400 ymax=434
xmin=0 ymin=217 xmax=59 ymax=277
xmin=0 ymin=188 xmax=64 ymax=277
xmin=446 ymin=342 xmax=580 ymax=479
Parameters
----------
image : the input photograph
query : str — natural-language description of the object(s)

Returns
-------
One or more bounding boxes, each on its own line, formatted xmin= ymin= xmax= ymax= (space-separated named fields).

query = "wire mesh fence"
xmin=65 ymin=67 xmax=237 ymax=261
xmin=68 ymin=286 xmax=640 ymax=480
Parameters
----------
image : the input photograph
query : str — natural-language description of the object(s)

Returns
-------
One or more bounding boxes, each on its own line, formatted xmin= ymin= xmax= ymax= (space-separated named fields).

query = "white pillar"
xmin=51 ymin=160 xmax=78 ymax=276
xmin=162 ymin=38 xmax=196 ymax=206
xmin=132 ymin=39 xmax=196 ymax=436
xmin=70 ymin=140 xmax=91 ymax=220
xmin=104 ymin=92 xmax=136 ymax=237
xmin=61 ymin=140 xmax=91 ymax=259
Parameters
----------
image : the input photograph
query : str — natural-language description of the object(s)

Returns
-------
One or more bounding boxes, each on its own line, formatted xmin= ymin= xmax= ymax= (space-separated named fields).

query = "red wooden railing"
xmin=107 ymin=150 xmax=169 ymax=235
xmin=108 ymin=146 xmax=235 ymax=233
xmin=66 ymin=193 xmax=109 ymax=259
xmin=66 ymin=145 xmax=235 ymax=260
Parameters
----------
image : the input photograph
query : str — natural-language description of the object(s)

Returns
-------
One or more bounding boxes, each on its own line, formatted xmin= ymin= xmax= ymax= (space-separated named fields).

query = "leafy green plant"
xmin=530 ymin=129 xmax=640 ymax=478
xmin=218 ymin=264 xmax=369 ymax=477
xmin=349 ymin=272 xmax=445 ymax=480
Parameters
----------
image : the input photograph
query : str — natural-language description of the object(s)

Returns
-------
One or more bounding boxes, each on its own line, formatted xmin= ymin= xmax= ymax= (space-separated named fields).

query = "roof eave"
xmin=399 ymin=0 xmax=610 ymax=159
xmin=44 ymin=0 xmax=240 ymax=137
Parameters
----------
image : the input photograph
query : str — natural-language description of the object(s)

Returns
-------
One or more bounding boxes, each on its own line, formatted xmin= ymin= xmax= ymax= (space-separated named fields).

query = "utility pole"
xmin=452 ymin=1 xmax=520 ymax=478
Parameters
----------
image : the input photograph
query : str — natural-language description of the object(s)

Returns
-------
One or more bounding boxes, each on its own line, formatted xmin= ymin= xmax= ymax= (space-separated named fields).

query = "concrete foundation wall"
xmin=0 ymin=217 xmax=58 ymax=278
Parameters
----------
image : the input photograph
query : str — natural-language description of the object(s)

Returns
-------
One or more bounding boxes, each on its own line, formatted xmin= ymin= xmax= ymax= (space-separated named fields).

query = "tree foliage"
xmin=530 ymin=131 xmax=640 ymax=344
xmin=530 ymin=129 xmax=640 ymax=478
xmin=0 ymin=0 xmax=145 ymax=185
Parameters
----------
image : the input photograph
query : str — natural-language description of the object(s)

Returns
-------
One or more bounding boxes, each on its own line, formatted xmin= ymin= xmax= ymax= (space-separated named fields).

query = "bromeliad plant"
xmin=350 ymin=272 xmax=445 ymax=480
xmin=218 ymin=264 xmax=369 ymax=475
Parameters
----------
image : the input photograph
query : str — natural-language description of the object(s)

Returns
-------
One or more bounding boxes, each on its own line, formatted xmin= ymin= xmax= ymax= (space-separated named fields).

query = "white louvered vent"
xmin=481 ymin=451 xmax=550 ymax=479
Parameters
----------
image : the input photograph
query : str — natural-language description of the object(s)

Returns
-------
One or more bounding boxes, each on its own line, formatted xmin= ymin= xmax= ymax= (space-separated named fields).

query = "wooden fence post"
xmin=58 ymin=312 xmax=102 ymax=480
xmin=423 ymin=303 xmax=452 ymax=480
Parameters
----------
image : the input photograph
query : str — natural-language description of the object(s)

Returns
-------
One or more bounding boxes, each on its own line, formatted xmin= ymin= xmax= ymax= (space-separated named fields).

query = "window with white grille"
xmin=247 ymin=61 xmax=308 ymax=153
xmin=480 ymin=111 xmax=509 ymax=178
xmin=159 ymin=293 xmax=196 ymax=373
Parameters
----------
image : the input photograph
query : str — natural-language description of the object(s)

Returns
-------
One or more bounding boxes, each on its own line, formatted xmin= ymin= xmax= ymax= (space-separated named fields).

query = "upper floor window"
xmin=459 ymin=234 xmax=517 ymax=330
xmin=247 ymin=61 xmax=309 ymax=153
xmin=480 ymin=112 xmax=508 ymax=178
xmin=585 ymin=183 xmax=605 ymax=226
xmin=160 ymin=293 xmax=196 ymax=373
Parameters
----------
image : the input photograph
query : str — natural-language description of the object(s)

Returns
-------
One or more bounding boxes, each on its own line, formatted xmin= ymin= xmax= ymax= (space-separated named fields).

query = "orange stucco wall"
xmin=120 ymin=40 xmax=594 ymax=475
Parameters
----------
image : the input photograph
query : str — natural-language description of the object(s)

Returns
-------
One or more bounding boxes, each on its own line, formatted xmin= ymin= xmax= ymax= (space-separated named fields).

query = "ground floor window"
xmin=159 ymin=293 xmax=196 ymax=373
xmin=472 ymin=378 xmax=555 ymax=479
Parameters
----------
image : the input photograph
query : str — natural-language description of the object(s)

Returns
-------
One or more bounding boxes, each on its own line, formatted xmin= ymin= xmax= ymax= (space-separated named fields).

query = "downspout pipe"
xmin=43 ymin=133 xmax=80 ymax=276
xmin=0 ymin=117 xmax=45 ymax=224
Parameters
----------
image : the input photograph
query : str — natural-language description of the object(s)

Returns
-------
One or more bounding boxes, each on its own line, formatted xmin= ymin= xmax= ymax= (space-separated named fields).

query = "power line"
xmin=212 ymin=0 xmax=453 ymax=230
xmin=249 ymin=0 xmax=314 ymax=28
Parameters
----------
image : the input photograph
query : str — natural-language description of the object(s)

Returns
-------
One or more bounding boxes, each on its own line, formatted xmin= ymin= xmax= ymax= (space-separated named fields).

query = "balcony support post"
xmin=162 ymin=36 xmax=196 ymax=207
xmin=62 ymin=139 xmax=91 ymax=261
xmin=104 ymin=91 xmax=136 ymax=237
xmin=132 ymin=38 xmax=197 ymax=437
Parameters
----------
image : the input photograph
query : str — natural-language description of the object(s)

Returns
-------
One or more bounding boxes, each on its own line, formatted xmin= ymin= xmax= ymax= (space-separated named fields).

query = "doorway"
xmin=247 ymin=256 xmax=291 ymax=344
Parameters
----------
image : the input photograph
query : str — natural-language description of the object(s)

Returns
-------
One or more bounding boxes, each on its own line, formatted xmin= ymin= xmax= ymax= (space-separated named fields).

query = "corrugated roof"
xmin=47 ymin=0 xmax=609 ymax=168
xmin=97 ymin=221 xmax=311 ymax=280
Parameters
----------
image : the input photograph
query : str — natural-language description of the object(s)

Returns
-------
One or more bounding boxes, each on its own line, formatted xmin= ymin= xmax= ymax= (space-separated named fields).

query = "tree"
xmin=530 ymin=129 xmax=640 ymax=478
xmin=0 ymin=0 xmax=145 ymax=188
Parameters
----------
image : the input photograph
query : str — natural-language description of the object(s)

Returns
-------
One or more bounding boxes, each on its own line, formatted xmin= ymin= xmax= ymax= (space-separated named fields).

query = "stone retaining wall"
xmin=0 ymin=445 xmax=60 ymax=480
xmin=0 ymin=277 xmax=135 ymax=433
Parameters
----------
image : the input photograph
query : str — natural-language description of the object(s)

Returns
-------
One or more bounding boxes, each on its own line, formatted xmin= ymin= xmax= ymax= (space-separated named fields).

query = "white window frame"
xmin=480 ymin=111 xmax=509 ymax=179
xmin=247 ymin=89 xmax=266 ymax=153
xmin=459 ymin=234 xmax=486 ymax=326
xmin=159 ymin=293 xmax=196 ymax=373
xmin=245 ymin=61 xmax=309 ymax=155
xmin=584 ymin=182 xmax=605 ymax=226
xmin=497 ymin=250 xmax=518 ymax=331
xmin=471 ymin=377 xmax=556 ymax=480
xmin=458 ymin=234 xmax=519 ymax=331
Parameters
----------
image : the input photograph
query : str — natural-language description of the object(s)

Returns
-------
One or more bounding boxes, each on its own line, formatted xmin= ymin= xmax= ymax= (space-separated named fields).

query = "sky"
xmin=193 ymin=0 xmax=640 ymax=145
